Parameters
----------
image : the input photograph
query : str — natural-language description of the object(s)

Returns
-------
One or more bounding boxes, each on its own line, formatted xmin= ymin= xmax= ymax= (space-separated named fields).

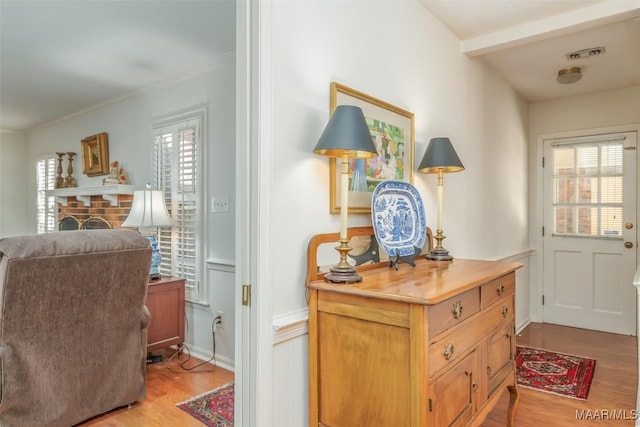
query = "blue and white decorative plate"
xmin=371 ymin=181 xmax=426 ymax=257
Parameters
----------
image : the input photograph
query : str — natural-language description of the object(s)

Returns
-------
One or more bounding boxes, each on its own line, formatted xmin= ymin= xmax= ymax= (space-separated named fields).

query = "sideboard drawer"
xmin=429 ymin=316 xmax=482 ymax=377
xmin=428 ymin=288 xmax=480 ymax=337
xmin=428 ymin=296 xmax=514 ymax=377
xmin=481 ymin=272 xmax=515 ymax=309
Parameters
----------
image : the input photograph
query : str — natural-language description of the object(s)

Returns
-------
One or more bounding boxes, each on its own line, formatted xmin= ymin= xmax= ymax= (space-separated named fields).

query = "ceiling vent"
xmin=565 ymin=47 xmax=606 ymax=60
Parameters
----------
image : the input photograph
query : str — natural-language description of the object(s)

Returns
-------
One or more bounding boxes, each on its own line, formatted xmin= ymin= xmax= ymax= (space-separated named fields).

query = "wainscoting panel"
xmin=272 ymin=334 xmax=308 ymax=426
xmin=182 ymin=258 xmax=236 ymax=371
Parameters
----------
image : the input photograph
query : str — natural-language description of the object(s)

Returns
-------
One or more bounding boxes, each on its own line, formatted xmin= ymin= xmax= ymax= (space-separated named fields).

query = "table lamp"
xmin=314 ymin=105 xmax=378 ymax=283
xmin=122 ymin=185 xmax=174 ymax=279
xmin=418 ymin=137 xmax=464 ymax=261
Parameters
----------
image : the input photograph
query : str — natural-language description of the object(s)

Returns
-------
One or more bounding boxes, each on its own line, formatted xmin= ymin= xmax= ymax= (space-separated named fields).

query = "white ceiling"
xmin=422 ymin=0 xmax=640 ymax=102
xmin=1 ymin=1 xmax=639 ymax=132
xmin=0 ymin=0 xmax=235 ymax=132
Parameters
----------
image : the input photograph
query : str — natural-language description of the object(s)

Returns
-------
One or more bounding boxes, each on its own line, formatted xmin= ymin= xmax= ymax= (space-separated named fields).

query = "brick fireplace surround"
xmin=56 ymin=194 xmax=133 ymax=229
xmin=47 ymin=186 xmax=141 ymax=230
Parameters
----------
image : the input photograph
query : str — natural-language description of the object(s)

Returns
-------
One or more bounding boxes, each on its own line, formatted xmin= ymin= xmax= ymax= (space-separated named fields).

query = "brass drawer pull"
xmin=497 ymin=282 xmax=505 ymax=296
xmin=443 ymin=342 xmax=456 ymax=360
xmin=502 ymin=305 xmax=509 ymax=318
xmin=452 ymin=301 xmax=463 ymax=319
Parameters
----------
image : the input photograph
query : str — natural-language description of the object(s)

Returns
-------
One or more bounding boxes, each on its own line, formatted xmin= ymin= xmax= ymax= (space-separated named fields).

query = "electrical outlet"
xmin=215 ymin=311 xmax=224 ymax=327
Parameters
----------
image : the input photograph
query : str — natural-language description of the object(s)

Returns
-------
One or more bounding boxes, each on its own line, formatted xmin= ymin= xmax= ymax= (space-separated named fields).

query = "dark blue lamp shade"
xmin=313 ymin=105 xmax=377 ymax=158
xmin=418 ymin=137 xmax=465 ymax=173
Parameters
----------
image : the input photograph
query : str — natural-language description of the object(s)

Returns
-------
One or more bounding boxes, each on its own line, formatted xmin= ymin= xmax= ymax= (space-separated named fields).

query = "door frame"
xmin=235 ymin=0 xmax=275 ymax=425
xmin=534 ymin=124 xmax=640 ymax=330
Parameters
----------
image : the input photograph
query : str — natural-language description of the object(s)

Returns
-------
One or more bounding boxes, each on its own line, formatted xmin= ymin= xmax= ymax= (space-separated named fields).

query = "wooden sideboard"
xmin=307 ymin=255 xmax=521 ymax=427
xmin=146 ymin=276 xmax=185 ymax=353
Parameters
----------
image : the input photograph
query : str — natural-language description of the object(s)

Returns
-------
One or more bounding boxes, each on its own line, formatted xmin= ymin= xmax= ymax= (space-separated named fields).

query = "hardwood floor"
xmin=483 ymin=322 xmax=638 ymax=427
xmin=77 ymin=323 xmax=636 ymax=426
xmin=79 ymin=348 xmax=234 ymax=426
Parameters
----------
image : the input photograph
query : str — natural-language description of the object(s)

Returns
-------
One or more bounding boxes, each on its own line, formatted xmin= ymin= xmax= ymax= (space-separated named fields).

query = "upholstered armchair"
xmin=0 ymin=229 xmax=152 ymax=426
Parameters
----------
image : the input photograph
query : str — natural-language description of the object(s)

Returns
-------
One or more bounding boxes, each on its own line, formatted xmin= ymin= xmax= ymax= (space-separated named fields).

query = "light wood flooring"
xmin=79 ymin=322 xmax=636 ymax=426
xmin=79 ymin=348 xmax=234 ymax=426
xmin=483 ymin=322 xmax=637 ymax=427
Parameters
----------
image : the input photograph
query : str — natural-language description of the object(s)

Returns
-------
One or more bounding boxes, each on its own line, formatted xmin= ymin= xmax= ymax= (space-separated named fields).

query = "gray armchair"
xmin=0 ymin=229 xmax=152 ymax=426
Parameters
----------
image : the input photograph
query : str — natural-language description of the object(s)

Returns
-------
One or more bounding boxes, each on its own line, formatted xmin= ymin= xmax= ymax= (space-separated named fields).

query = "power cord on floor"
xmin=164 ymin=315 xmax=221 ymax=374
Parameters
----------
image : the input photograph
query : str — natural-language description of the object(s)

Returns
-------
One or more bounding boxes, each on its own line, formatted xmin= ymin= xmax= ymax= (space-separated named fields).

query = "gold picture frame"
xmin=329 ymin=82 xmax=415 ymax=213
xmin=81 ymin=132 xmax=110 ymax=176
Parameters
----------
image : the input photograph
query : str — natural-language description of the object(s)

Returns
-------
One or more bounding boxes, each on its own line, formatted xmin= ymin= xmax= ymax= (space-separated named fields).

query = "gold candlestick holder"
xmin=55 ymin=152 xmax=65 ymax=189
xmin=64 ymin=152 xmax=77 ymax=188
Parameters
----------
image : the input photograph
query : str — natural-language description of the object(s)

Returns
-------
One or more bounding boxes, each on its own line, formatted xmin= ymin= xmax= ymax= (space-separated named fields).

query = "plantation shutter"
xmin=36 ymin=156 xmax=57 ymax=233
xmin=550 ymin=135 xmax=625 ymax=238
xmin=153 ymin=115 xmax=201 ymax=301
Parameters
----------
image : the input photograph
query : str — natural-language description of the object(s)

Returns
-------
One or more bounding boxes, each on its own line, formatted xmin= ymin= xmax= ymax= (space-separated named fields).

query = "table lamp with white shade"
xmin=122 ymin=186 xmax=174 ymax=279
xmin=418 ymin=137 xmax=464 ymax=261
xmin=314 ymin=105 xmax=378 ymax=283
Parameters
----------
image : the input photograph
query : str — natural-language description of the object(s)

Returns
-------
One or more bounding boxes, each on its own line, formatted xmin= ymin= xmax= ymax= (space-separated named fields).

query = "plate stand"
xmin=388 ymin=247 xmax=421 ymax=270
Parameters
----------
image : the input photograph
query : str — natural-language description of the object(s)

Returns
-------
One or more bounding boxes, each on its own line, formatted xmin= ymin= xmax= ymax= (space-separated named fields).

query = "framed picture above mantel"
xmin=81 ymin=132 xmax=110 ymax=176
xmin=328 ymin=82 xmax=415 ymax=214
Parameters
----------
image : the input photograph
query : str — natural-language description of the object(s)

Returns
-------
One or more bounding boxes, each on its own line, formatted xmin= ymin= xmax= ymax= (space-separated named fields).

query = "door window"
xmin=551 ymin=140 xmax=623 ymax=238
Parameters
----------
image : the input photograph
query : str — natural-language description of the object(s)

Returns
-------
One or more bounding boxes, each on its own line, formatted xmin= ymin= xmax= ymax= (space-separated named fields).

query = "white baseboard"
xmin=516 ymin=318 xmax=531 ymax=334
xmin=171 ymin=343 xmax=235 ymax=372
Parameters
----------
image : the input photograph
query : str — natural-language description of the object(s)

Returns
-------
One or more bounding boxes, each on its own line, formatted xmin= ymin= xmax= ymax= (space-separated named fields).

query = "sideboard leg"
xmin=507 ymin=385 xmax=520 ymax=427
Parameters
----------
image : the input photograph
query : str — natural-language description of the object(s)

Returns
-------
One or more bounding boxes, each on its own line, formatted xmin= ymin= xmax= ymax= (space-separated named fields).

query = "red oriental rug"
xmin=516 ymin=346 xmax=596 ymax=400
xmin=177 ymin=382 xmax=234 ymax=426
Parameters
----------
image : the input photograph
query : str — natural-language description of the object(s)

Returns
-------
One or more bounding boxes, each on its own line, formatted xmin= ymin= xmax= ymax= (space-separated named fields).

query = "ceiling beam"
xmin=462 ymin=1 xmax=640 ymax=57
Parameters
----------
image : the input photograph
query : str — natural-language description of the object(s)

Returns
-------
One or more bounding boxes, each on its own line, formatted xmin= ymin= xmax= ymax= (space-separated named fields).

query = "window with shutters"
xmin=36 ymin=156 xmax=57 ymax=233
xmin=551 ymin=139 xmax=624 ymax=238
xmin=152 ymin=110 xmax=204 ymax=301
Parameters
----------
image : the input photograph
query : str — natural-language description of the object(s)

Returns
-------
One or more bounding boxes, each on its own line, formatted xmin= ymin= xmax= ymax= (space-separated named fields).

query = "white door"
xmin=543 ymin=131 xmax=637 ymax=335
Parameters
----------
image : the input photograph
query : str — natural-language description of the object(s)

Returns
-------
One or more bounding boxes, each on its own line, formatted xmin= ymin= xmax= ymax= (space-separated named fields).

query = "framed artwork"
xmin=329 ymin=82 xmax=414 ymax=213
xmin=81 ymin=132 xmax=110 ymax=176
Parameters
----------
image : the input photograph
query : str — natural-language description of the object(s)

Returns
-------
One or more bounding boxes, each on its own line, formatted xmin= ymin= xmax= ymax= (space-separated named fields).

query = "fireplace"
xmin=46 ymin=185 xmax=141 ymax=231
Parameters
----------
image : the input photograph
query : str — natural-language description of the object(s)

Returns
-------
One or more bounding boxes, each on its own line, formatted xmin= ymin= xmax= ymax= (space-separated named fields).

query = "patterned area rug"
xmin=177 ymin=382 xmax=234 ymax=426
xmin=516 ymin=346 xmax=596 ymax=400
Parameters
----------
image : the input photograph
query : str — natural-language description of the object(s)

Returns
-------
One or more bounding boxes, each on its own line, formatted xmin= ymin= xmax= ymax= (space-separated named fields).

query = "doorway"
xmin=542 ymin=130 xmax=638 ymax=335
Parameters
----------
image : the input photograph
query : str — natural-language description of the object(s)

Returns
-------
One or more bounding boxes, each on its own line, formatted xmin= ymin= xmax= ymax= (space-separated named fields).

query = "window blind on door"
xmin=551 ymin=138 xmax=623 ymax=238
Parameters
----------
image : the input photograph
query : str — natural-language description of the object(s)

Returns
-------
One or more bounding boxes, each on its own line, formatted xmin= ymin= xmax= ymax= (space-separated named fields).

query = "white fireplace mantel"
xmin=45 ymin=185 xmax=143 ymax=206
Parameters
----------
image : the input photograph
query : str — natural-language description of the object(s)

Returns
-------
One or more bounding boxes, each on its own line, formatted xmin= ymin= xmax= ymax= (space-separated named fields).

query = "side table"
xmin=145 ymin=276 xmax=185 ymax=354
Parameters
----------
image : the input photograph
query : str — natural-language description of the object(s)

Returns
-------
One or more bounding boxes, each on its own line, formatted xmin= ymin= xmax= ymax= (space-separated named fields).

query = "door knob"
xmin=625 ymin=242 xmax=634 ymax=249
xmin=625 ymin=223 xmax=634 ymax=230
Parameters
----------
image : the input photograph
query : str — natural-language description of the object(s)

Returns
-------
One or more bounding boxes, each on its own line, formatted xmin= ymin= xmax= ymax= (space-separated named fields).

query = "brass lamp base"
xmin=426 ymin=248 xmax=453 ymax=261
xmin=324 ymin=265 xmax=362 ymax=283
xmin=426 ymin=229 xmax=453 ymax=261
xmin=323 ymin=238 xmax=362 ymax=284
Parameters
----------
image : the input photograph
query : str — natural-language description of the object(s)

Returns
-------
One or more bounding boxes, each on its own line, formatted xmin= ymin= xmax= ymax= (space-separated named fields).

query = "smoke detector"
xmin=557 ymin=67 xmax=582 ymax=84
xmin=565 ymin=46 xmax=606 ymax=60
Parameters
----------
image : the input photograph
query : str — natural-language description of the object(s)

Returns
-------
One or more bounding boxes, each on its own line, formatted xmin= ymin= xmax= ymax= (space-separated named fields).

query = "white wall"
xmin=25 ymin=55 xmax=237 ymax=367
xmin=270 ymin=0 xmax=529 ymax=317
xmin=528 ymin=85 xmax=640 ymax=322
xmin=264 ymin=1 xmax=530 ymax=425
xmin=0 ymin=130 xmax=28 ymax=236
